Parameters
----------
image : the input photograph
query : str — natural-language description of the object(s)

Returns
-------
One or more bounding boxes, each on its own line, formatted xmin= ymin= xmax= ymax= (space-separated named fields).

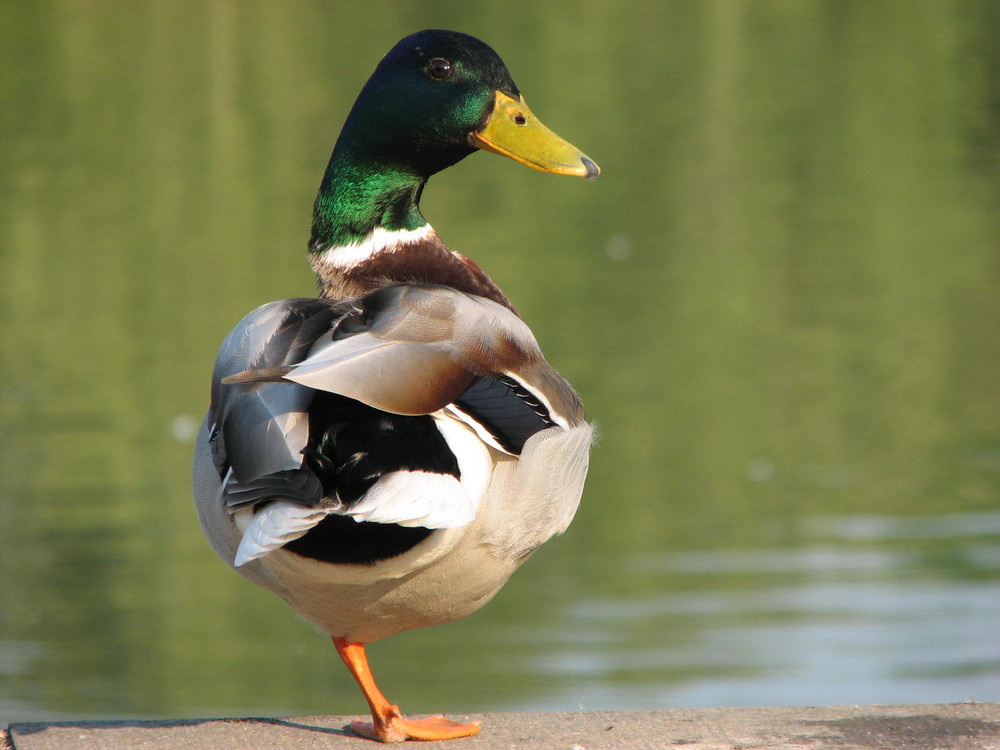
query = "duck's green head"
xmin=339 ymin=29 xmax=598 ymax=180
xmin=313 ymin=30 xmax=598 ymax=250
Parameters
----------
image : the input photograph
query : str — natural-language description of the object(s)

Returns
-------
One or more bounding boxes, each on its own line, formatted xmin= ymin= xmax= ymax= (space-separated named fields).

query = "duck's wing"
xmin=244 ymin=284 xmax=585 ymax=429
xmin=207 ymin=297 xmax=344 ymax=502
xmin=206 ymin=285 xmax=586 ymax=566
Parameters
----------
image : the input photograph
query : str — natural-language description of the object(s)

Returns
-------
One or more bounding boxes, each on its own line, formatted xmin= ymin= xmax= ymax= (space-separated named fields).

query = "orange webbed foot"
xmin=348 ymin=706 xmax=481 ymax=742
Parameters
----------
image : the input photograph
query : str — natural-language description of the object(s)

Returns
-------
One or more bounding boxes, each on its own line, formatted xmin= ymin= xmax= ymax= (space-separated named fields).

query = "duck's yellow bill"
xmin=470 ymin=91 xmax=599 ymax=181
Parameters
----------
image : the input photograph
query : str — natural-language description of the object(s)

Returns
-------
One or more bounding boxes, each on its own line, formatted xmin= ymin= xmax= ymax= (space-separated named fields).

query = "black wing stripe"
xmin=454 ymin=376 xmax=555 ymax=454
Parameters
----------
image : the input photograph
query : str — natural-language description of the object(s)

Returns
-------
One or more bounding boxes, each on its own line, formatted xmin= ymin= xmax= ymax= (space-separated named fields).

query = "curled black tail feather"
xmin=303 ymin=392 xmax=461 ymax=507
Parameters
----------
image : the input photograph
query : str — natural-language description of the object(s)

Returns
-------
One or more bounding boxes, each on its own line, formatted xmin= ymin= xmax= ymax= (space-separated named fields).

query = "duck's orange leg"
xmin=333 ymin=637 xmax=481 ymax=743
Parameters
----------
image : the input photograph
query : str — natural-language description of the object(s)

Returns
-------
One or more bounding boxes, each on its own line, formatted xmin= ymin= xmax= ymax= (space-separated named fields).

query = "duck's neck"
xmin=310 ymin=144 xmax=429 ymax=252
xmin=308 ymin=147 xmax=514 ymax=309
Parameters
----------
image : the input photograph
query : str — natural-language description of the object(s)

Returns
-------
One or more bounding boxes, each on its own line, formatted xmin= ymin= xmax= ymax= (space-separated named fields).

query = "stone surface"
xmin=6 ymin=703 xmax=1000 ymax=749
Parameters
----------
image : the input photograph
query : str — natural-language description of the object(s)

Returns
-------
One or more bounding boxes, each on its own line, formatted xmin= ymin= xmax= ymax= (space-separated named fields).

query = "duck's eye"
xmin=427 ymin=58 xmax=453 ymax=81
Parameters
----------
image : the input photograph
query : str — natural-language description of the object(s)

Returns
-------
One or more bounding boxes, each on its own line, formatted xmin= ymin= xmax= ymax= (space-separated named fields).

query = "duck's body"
xmin=193 ymin=29 xmax=597 ymax=742
xmin=192 ymin=286 xmax=593 ymax=644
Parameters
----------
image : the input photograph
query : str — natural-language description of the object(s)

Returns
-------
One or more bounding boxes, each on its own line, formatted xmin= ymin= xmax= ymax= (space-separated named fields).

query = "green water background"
xmin=1 ymin=0 xmax=998 ymax=722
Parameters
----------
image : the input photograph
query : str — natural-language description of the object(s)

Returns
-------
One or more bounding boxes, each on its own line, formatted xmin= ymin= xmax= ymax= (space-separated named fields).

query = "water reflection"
xmin=533 ymin=512 xmax=1000 ymax=710
xmin=2 ymin=0 xmax=999 ymax=726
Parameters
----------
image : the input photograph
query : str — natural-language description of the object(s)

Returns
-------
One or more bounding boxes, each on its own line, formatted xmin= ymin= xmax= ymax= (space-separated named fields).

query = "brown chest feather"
xmin=312 ymin=235 xmax=515 ymax=311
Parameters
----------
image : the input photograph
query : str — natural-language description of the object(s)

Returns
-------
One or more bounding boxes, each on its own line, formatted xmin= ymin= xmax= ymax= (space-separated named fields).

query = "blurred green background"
xmin=1 ymin=0 xmax=998 ymax=724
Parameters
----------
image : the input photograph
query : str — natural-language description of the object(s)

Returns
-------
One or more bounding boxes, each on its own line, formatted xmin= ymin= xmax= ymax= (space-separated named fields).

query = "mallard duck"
xmin=193 ymin=29 xmax=598 ymax=743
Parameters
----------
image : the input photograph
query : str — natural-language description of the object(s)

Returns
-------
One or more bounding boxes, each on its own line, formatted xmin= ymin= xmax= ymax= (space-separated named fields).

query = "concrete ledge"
xmin=6 ymin=703 xmax=999 ymax=749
